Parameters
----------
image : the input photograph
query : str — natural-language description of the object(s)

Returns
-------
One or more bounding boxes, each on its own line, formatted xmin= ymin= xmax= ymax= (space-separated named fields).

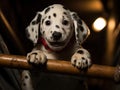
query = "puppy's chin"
xmin=49 ymin=45 xmax=65 ymax=51
xmin=47 ymin=41 xmax=66 ymax=51
xmin=47 ymin=42 xmax=66 ymax=51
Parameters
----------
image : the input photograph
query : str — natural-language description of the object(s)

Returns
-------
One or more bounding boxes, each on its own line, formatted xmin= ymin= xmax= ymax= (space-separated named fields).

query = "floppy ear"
xmin=70 ymin=12 xmax=90 ymax=45
xmin=26 ymin=12 xmax=42 ymax=45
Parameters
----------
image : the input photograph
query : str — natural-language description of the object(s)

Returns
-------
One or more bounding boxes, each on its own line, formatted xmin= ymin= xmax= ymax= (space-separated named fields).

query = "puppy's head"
xmin=40 ymin=4 xmax=74 ymax=51
xmin=26 ymin=4 xmax=90 ymax=51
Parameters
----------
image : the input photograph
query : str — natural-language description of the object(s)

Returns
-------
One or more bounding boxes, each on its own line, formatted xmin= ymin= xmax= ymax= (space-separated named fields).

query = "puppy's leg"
xmin=21 ymin=50 xmax=47 ymax=90
xmin=21 ymin=70 xmax=34 ymax=90
xmin=71 ymin=47 xmax=91 ymax=69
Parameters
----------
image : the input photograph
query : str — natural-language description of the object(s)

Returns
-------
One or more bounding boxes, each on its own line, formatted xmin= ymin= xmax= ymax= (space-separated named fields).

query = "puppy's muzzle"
xmin=52 ymin=31 xmax=62 ymax=41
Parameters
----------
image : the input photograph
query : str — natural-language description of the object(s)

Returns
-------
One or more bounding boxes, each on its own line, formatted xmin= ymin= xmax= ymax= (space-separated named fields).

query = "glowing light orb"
xmin=93 ymin=17 xmax=107 ymax=32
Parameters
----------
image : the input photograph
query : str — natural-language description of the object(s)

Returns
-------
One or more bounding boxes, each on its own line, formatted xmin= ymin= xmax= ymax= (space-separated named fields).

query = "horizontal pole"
xmin=0 ymin=54 xmax=117 ymax=81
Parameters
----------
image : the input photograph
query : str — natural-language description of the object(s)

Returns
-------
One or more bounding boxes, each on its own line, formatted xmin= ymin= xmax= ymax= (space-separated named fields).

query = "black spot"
xmin=82 ymin=57 xmax=85 ymax=60
xmin=42 ymin=16 xmax=47 ymax=24
xmin=36 ymin=14 xmax=41 ymax=23
xmin=62 ymin=28 xmax=66 ymax=34
xmin=43 ymin=31 xmax=45 ymax=34
xmin=45 ymin=7 xmax=50 ymax=14
xmin=56 ymin=25 xmax=60 ymax=28
xmin=31 ymin=14 xmax=41 ymax=25
xmin=53 ymin=13 xmax=56 ymax=17
xmin=32 ymin=52 xmax=37 ymax=55
xmin=42 ymin=19 xmax=45 ymax=24
xmin=32 ymin=28 xmax=34 ymax=32
xmin=36 ymin=35 xmax=38 ymax=39
xmin=80 ymin=25 xmax=84 ymax=32
xmin=78 ymin=19 xmax=82 ymax=25
xmin=48 ymin=16 xmax=51 ymax=19
xmin=25 ymin=75 xmax=28 ymax=79
xmin=77 ymin=50 xmax=84 ymax=54
xmin=72 ymin=13 xmax=77 ymax=20
xmin=62 ymin=20 xmax=69 ymax=25
xmin=74 ymin=59 xmax=76 ymax=63
xmin=32 ymin=21 xmax=37 ymax=25
xmin=63 ymin=12 xmax=67 ymax=15
xmin=23 ymin=83 xmax=26 ymax=86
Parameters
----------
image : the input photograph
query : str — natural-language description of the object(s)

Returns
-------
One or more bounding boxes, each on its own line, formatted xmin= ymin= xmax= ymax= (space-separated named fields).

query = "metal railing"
xmin=0 ymin=54 xmax=119 ymax=82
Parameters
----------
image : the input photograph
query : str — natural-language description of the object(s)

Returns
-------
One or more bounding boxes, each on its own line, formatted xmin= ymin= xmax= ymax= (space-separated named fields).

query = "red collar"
xmin=38 ymin=37 xmax=53 ymax=51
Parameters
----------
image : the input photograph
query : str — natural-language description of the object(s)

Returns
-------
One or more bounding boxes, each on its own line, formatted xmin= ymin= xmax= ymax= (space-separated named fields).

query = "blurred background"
xmin=0 ymin=0 xmax=120 ymax=90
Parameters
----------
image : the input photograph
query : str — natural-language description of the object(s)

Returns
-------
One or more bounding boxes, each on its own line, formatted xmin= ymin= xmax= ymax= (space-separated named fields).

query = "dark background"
xmin=0 ymin=0 xmax=120 ymax=90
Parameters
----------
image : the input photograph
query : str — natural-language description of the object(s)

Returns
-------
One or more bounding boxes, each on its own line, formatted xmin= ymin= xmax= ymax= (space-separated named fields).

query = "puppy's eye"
xmin=45 ymin=20 xmax=51 ymax=26
xmin=62 ymin=20 xmax=69 ymax=25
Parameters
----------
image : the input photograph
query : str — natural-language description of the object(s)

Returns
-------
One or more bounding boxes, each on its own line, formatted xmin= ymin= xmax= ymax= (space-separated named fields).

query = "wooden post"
xmin=0 ymin=54 xmax=119 ymax=81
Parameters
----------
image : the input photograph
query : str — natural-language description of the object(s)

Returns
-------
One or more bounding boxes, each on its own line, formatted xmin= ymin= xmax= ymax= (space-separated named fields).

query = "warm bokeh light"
xmin=93 ymin=17 xmax=107 ymax=32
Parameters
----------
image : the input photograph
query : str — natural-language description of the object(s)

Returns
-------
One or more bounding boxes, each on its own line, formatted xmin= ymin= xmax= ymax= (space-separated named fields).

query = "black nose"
xmin=52 ymin=31 xmax=62 ymax=41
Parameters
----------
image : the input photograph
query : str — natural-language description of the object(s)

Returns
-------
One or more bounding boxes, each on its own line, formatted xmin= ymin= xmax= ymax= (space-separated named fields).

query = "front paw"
xmin=27 ymin=50 xmax=47 ymax=65
xmin=71 ymin=49 xmax=91 ymax=69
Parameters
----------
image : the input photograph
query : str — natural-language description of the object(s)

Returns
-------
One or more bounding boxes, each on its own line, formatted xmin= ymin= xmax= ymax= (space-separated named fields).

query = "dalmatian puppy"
xmin=22 ymin=4 xmax=91 ymax=90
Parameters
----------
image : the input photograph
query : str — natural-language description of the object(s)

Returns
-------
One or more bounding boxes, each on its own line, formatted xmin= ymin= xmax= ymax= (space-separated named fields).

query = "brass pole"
xmin=0 ymin=9 xmax=25 ymax=54
xmin=0 ymin=54 xmax=118 ymax=81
